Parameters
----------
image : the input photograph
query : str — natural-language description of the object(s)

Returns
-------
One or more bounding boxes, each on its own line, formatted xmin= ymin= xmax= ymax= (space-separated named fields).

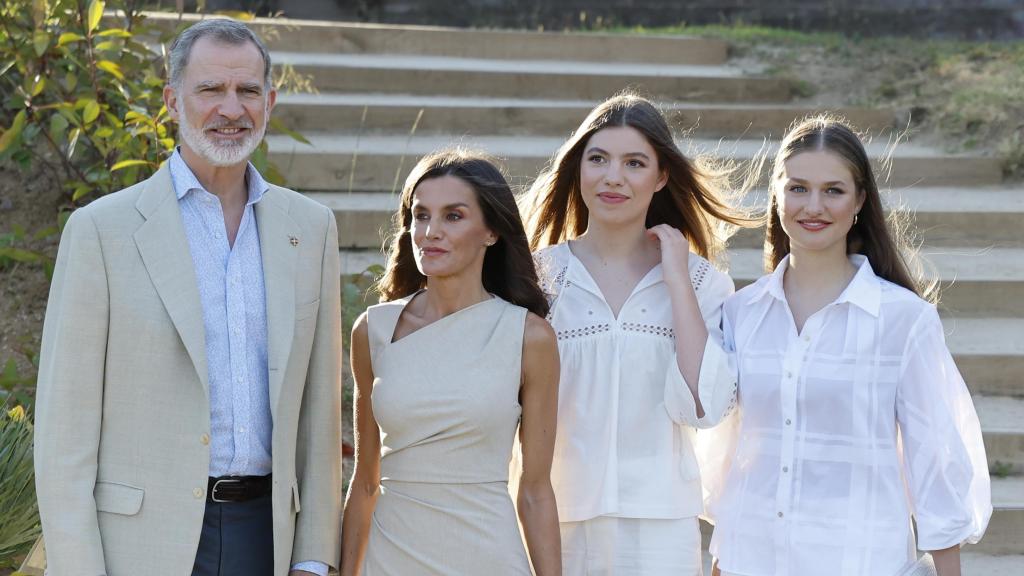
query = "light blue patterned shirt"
xmin=170 ymin=150 xmax=273 ymax=478
xmin=170 ymin=151 xmax=328 ymax=576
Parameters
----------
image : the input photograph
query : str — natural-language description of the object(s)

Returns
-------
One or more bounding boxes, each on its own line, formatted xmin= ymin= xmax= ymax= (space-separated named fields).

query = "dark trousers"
xmin=191 ymin=493 xmax=274 ymax=576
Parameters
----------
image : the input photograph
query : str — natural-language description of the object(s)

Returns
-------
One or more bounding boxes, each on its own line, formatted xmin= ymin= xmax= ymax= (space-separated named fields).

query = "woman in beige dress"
xmin=340 ymin=149 xmax=562 ymax=576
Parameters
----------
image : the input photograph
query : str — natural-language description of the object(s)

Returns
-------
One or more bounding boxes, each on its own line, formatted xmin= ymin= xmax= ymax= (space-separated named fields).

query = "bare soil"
xmin=0 ymin=157 xmax=65 ymax=403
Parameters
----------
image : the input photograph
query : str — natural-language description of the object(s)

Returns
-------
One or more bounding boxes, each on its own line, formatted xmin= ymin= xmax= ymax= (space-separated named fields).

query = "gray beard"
xmin=178 ymin=105 xmax=267 ymax=168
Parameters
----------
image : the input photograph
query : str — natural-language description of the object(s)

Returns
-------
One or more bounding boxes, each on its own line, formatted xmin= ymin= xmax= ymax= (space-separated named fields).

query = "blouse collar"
xmin=560 ymin=242 xmax=664 ymax=301
xmin=752 ymin=253 xmax=882 ymax=317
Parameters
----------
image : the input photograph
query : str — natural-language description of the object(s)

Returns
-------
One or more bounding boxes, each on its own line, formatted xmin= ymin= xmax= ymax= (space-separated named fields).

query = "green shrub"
xmin=0 ymin=1 xmax=309 ymax=208
xmin=0 ymin=405 xmax=38 ymax=569
xmin=0 ymin=0 xmax=178 ymax=208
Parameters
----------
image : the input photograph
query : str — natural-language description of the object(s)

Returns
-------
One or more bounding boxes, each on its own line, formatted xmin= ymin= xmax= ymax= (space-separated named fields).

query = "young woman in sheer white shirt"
xmin=705 ymin=116 xmax=991 ymax=576
xmin=521 ymin=94 xmax=747 ymax=575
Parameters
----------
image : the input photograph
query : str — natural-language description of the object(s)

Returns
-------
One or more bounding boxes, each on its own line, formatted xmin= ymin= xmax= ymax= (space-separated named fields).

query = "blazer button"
xmin=193 ymin=487 xmax=204 ymax=499
xmin=200 ymin=433 xmax=210 ymax=446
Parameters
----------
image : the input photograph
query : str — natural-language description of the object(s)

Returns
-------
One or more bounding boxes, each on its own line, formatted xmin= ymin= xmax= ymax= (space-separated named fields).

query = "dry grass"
xmin=608 ymin=24 xmax=1024 ymax=179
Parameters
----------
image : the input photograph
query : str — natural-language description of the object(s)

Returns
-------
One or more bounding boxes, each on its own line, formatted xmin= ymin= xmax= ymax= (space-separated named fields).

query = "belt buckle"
xmin=211 ymin=478 xmax=242 ymax=503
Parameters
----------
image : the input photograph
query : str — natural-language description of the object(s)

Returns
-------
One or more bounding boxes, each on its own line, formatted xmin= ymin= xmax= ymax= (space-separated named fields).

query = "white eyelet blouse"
xmin=534 ymin=242 xmax=738 ymax=522
xmin=702 ymin=254 xmax=992 ymax=576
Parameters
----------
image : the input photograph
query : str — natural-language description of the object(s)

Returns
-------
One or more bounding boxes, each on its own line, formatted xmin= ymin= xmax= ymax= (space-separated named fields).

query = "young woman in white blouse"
xmin=706 ymin=116 xmax=991 ymax=576
xmin=521 ymin=93 xmax=746 ymax=575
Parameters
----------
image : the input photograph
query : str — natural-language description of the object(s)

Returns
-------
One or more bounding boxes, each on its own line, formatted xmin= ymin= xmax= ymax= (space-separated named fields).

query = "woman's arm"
xmin=896 ymin=306 xmax=991 ymax=563
xmin=932 ymin=546 xmax=961 ymax=576
xmin=648 ymin=224 xmax=707 ymax=417
xmin=517 ymin=313 xmax=562 ymax=576
xmin=340 ymin=313 xmax=382 ymax=576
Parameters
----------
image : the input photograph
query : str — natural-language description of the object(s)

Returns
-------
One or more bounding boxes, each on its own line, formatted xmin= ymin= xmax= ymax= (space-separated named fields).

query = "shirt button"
xmin=785 ymin=371 xmax=793 ymax=378
xmin=238 ymin=426 xmax=246 ymax=433
xmin=193 ymin=487 xmax=204 ymax=499
xmin=778 ymin=511 xmax=784 ymax=518
xmin=200 ymin=433 xmax=210 ymax=445
xmin=785 ymin=419 xmax=792 ymax=426
xmin=236 ymin=376 xmax=243 ymax=383
xmin=782 ymin=466 xmax=789 ymax=473
xmin=215 ymin=232 xmax=222 ymax=239
xmin=803 ymin=334 xmax=810 ymax=342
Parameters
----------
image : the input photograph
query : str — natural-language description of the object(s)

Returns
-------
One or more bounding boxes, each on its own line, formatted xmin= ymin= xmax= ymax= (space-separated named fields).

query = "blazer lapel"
xmin=133 ymin=165 xmax=209 ymax=392
xmin=256 ymin=187 xmax=298 ymax=414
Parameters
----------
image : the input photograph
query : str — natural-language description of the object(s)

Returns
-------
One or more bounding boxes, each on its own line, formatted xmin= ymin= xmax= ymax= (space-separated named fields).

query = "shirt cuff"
xmin=291 ymin=560 xmax=329 ymax=576
xmin=663 ymin=338 xmax=736 ymax=428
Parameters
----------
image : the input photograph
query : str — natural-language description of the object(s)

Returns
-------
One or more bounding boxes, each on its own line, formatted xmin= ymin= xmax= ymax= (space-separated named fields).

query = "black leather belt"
xmin=207 ymin=474 xmax=272 ymax=503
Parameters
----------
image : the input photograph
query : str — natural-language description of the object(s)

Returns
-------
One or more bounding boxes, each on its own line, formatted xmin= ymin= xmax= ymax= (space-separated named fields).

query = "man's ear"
xmin=266 ymin=87 xmax=277 ymax=113
xmin=163 ymin=85 xmax=180 ymax=122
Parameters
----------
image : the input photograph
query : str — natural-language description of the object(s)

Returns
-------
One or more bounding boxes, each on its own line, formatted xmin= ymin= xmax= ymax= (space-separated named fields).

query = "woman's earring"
xmin=854 ymin=212 xmax=859 ymax=225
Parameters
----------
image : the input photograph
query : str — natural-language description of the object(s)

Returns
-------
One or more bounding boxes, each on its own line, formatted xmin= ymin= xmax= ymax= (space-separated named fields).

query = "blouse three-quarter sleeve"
xmin=896 ymin=305 xmax=992 ymax=550
xmin=663 ymin=263 xmax=738 ymax=429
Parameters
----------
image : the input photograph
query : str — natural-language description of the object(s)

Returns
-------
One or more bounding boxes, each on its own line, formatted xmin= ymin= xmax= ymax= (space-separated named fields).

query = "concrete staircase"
xmin=150 ymin=13 xmax=1023 ymax=573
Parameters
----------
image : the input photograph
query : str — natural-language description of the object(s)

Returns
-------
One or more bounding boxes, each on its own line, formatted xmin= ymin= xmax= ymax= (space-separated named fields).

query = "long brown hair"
xmin=375 ymin=148 xmax=550 ymax=317
xmin=522 ymin=92 xmax=752 ymax=261
xmin=765 ymin=114 xmax=933 ymax=299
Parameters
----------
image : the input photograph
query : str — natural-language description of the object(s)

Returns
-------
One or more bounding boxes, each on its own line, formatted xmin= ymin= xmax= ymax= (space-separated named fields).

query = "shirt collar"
xmin=168 ymin=148 xmax=269 ymax=207
xmin=835 ymin=254 xmax=882 ymax=317
xmin=752 ymin=253 xmax=881 ymax=317
xmin=749 ymin=253 xmax=790 ymax=304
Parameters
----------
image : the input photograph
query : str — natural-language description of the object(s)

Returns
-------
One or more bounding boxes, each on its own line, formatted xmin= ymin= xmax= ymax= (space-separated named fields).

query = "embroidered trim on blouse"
xmin=691 ymin=259 xmax=711 ymax=292
xmin=621 ymin=322 xmax=675 ymax=340
xmin=556 ymin=323 xmax=611 ymax=341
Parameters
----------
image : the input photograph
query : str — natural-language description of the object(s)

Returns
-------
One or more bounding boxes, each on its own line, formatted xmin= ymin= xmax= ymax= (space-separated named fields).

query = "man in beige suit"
xmin=33 ymin=19 xmax=342 ymax=576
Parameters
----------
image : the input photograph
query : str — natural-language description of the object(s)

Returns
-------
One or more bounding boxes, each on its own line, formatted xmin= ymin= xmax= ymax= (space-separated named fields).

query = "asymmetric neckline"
xmin=389 ymin=290 xmax=499 ymax=345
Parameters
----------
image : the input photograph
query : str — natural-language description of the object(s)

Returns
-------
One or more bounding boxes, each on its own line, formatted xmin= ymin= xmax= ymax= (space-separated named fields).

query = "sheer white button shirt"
xmin=535 ymin=243 xmax=737 ymax=522
xmin=703 ymin=254 xmax=991 ymax=576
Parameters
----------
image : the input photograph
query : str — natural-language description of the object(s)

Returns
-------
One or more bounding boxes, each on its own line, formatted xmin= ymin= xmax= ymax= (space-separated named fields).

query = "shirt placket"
xmin=225 ymin=205 xmax=253 ymax=475
xmin=774 ymin=315 xmax=821 ymax=574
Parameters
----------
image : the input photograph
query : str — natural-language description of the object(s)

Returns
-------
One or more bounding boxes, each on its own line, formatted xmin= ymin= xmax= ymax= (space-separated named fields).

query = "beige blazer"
xmin=33 ymin=165 xmax=342 ymax=576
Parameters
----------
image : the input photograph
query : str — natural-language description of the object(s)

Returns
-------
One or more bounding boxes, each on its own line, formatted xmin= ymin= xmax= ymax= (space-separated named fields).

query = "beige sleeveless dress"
xmin=362 ymin=294 xmax=532 ymax=575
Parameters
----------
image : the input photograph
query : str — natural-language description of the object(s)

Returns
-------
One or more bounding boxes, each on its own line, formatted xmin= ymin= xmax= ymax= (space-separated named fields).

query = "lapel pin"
xmin=289 ymin=236 xmax=299 ymax=247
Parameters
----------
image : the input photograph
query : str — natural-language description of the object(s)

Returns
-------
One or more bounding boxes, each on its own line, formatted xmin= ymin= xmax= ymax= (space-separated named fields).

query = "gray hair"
xmin=168 ymin=19 xmax=272 ymax=89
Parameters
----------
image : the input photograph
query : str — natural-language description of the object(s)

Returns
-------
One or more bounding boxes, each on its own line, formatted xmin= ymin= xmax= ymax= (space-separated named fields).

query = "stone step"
xmin=730 ymin=186 xmax=1024 ymax=248
xmin=140 ymin=12 xmax=729 ymax=65
xmin=268 ymin=133 xmax=1002 ymax=191
xmin=337 ymin=244 xmax=1024 ymax=318
xmin=702 ymin=549 xmax=1024 ymax=576
xmin=274 ymin=93 xmax=896 ymax=138
xmin=688 ymin=476 xmax=1024 ymax=560
xmin=729 ymin=246 xmax=1024 ymax=318
xmin=944 ymin=319 xmax=1024 ymax=399
xmin=974 ymin=476 xmax=1024 ymax=555
xmin=960 ymin=552 xmax=1024 ymax=576
xmin=271 ymin=53 xmax=792 ymax=102
xmin=697 ymin=546 xmax=1024 ymax=574
xmin=309 ymin=185 xmax=1024 ymax=250
xmin=976 ymin=396 xmax=1024 ymax=476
